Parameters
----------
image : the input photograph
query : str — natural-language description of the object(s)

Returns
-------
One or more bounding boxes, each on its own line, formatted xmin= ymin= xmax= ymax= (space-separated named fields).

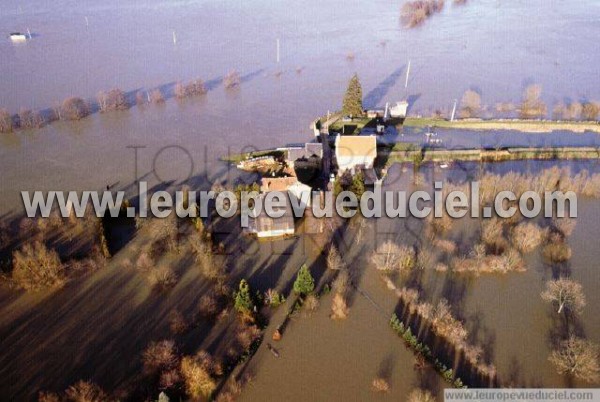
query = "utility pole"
xmin=276 ymin=38 xmax=280 ymax=63
xmin=450 ymin=99 xmax=457 ymax=122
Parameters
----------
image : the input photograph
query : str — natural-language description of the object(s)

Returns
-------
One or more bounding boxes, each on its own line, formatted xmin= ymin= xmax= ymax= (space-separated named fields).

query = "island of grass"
xmin=404 ymin=117 xmax=600 ymax=133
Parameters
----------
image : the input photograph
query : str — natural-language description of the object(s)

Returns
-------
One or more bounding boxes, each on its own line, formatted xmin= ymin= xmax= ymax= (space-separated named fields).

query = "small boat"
xmin=9 ymin=32 xmax=27 ymax=42
xmin=440 ymin=163 xmax=449 ymax=169
xmin=266 ymin=343 xmax=280 ymax=358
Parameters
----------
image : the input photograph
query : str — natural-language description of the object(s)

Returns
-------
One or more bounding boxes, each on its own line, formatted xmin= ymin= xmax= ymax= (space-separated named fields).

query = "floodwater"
xmin=1 ymin=0 xmax=600 ymax=400
xmin=1 ymin=0 xmax=600 ymax=212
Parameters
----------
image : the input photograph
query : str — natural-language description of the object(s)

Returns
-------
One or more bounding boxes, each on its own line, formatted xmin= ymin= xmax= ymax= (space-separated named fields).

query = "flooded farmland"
xmin=1 ymin=0 xmax=600 ymax=400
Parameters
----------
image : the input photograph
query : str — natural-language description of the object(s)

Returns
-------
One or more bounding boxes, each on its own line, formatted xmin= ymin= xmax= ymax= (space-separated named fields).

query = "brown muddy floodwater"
xmin=0 ymin=0 xmax=600 ymax=400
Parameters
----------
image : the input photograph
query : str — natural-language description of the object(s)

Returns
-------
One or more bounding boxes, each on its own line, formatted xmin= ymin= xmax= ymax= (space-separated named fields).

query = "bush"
xmin=12 ymin=242 xmax=65 ymax=291
xmin=61 ymin=97 xmax=89 ymax=120
xmin=148 ymin=266 xmax=177 ymax=290
xmin=293 ymin=264 xmax=315 ymax=295
xmin=97 ymin=88 xmax=129 ymax=112
xmin=223 ymin=71 xmax=241 ymax=89
xmin=264 ymin=288 xmax=285 ymax=307
xmin=582 ymin=102 xmax=599 ymax=121
xmin=0 ymin=108 xmax=14 ymax=133
xmin=327 ymin=245 xmax=345 ymax=271
xmin=186 ymin=79 xmax=207 ymax=97
xmin=371 ymin=241 xmax=415 ymax=273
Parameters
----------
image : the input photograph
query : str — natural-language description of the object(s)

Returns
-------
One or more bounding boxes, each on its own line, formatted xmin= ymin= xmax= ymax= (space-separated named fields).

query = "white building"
xmin=334 ymin=135 xmax=377 ymax=174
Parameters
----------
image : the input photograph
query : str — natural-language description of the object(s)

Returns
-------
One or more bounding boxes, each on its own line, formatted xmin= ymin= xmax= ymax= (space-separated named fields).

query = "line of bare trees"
xmin=457 ymin=85 xmax=600 ymax=121
xmin=0 ymin=71 xmax=243 ymax=134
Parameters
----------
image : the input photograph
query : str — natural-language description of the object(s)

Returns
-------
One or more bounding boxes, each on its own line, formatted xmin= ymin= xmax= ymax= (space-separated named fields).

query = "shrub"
xmin=223 ymin=71 xmax=241 ymax=89
xmin=549 ymin=336 xmax=600 ymax=383
xmin=97 ymin=88 xmax=128 ymax=112
xmin=12 ymin=242 xmax=65 ymax=291
xmin=371 ymin=241 xmax=415 ymax=273
xmin=293 ymin=264 xmax=315 ymax=295
xmin=61 ymin=97 xmax=89 ymax=120
xmin=174 ymin=82 xmax=187 ymax=99
xmin=64 ymin=380 xmax=110 ymax=402
xmin=371 ymin=378 xmax=390 ymax=392
xmin=0 ymin=108 xmax=14 ymax=133
xmin=148 ymin=266 xmax=177 ymax=290
xmin=264 ymin=288 xmax=285 ymax=307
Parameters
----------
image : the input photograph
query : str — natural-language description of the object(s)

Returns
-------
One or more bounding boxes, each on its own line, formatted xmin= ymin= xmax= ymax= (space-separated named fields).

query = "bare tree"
xmin=549 ymin=336 xmax=600 ymax=383
xmin=149 ymin=89 xmax=165 ymax=104
xmin=0 ymin=108 xmax=14 ymax=133
xmin=460 ymin=89 xmax=481 ymax=118
xmin=331 ymin=292 xmax=349 ymax=319
xmin=61 ymin=97 xmax=89 ymax=120
xmin=407 ymin=388 xmax=436 ymax=402
xmin=582 ymin=102 xmax=600 ymax=121
xmin=64 ymin=380 xmax=110 ymax=402
xmin=520 ymin=84 xmax=547 ymax=119
xmin=541 ymin=278 xmax=586 ymax=314
xmin=371 ymin=241 xmax=415 ymax=273
xmin=223 ymin=71 xmax=241 ymax=89
xmin=97 ymin=88 xmax=128 ymax=112
xmin=12 ymin=242 xmax=65 ymax=291
xmin=18 ymin=108 xmax=44 ymax=129
xmin=326 ymin=245 xmax=345 ymax=270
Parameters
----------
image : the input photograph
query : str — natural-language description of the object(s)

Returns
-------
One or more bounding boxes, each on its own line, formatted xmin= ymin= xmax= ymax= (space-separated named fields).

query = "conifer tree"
xmin=342 ymin=74 xmax=363 ymax=117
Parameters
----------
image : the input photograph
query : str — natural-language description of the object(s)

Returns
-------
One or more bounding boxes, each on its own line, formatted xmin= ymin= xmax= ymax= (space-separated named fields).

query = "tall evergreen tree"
xmin=234 ymin=279 xmax=254 ymax=314
xmin=293 ymin=264 xmax=315 ymax=295
xmin=342 ymin=74 xmax=363 ymax=117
